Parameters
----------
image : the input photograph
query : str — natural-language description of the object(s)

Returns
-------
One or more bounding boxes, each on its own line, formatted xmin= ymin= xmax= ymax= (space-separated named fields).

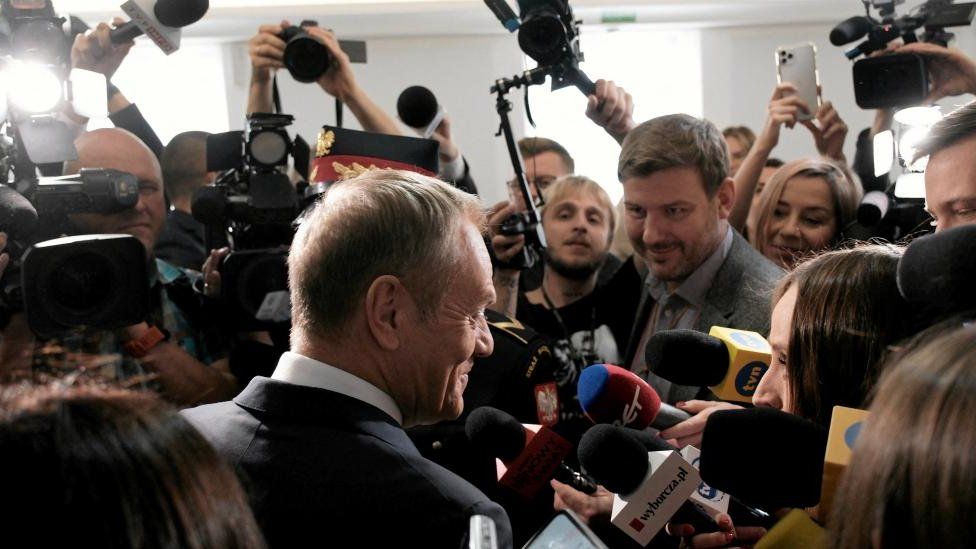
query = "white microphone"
xmin=110 ymin=0 xmax=209 ymax=54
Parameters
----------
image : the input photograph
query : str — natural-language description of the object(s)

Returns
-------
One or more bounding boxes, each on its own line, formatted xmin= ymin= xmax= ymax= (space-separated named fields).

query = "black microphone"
xmin=856 ymin=190 xmax=891 ymax=227
xmin=0 ymin=185 xmax=38 ymax=241
xmin=577 ymin=424 xmax=716 ymax=543
xmin=897 ymin=224 xmax=976 ymax=319
xmin=584 ymin=425 xmax=775 ymax=529
xmin=111 ymin=0 xmax=209 ymax=52
xmin=397 ymin=86 xmax=445 ymax=137
xmin=465 ymin=407 xmax=597 ymax=500
xmin=699 ymin=408 xmax=827 ymax=509
xmin=645 ymin=328 xmax=771 ymax=404
xmin=830 ymin=16 xmax=873 ymax=46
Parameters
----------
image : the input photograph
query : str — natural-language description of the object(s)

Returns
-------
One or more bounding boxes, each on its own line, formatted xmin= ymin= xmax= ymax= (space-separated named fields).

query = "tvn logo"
xmin=734 ymin=361 xmax=768 ymax=396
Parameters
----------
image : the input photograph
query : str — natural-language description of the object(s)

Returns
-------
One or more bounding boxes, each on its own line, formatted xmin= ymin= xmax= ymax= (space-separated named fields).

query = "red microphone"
xmin=577 ymin=363 xmax=690 ymax=430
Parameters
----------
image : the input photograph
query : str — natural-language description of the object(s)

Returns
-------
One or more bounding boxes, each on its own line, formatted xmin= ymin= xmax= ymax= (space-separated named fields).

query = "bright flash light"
xmin=7 ymin=63 xmax=63 ymax=114
xmin=898 ymin=127 xmax=930 ymax=170
xmin=873 ymin=130 xmax=894 ymax=178
xmin=893 ymin=106 xmax=942 ymax=173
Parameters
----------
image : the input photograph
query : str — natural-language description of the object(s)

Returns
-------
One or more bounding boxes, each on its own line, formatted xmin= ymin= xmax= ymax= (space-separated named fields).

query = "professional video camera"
xmin=486 ymin=0 xmax=595 ymax=95
xmin=193 ymin=113 xmax=310 ymax=329
xmin=0 ymin=0 xmax=158 ymax=338
xmin=830 ymin=0 xmax=976 ymax=109
xmin=482 ymin=0 xmax=598 ymax=269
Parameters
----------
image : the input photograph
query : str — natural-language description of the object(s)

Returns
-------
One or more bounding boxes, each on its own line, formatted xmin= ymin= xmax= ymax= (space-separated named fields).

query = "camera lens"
xmin=518 ymin=8 xmax=568 ymax=66
xmin=51 ymin=252 xmax=114 ymax=312
xmin=282 ymin=29 xmax=331 ymax=83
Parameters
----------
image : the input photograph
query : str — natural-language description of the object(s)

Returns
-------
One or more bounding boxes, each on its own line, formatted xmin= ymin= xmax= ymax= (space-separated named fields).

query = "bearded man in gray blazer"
xmin=618 ymin=114 xmax=784 ymax=406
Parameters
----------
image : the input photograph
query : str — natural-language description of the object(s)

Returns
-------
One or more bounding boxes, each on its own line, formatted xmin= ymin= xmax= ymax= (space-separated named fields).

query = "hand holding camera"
xmin=585 ymin=79 xmax=635 ymax=145
xmin=248 ymin=21 xmax=288 ymax=82
xmin=897 ymin=41 xmax=976 ymax=102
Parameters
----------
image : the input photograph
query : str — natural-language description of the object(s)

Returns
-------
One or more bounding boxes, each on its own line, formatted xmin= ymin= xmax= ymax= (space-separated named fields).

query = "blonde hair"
xmin=751 ymin=158 xmax=862 ymax=258
xmin=541 ymin=175 xmax=616 ymax=239
xmin=288 ymin=169 xmax=485 ymax=340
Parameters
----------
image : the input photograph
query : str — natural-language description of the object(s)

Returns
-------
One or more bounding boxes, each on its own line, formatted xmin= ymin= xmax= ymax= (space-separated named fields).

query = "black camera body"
xmin=195 ymin=113 xmax=309 ymax=330
xmin=513 ymin=0 xmax=594 ymax=94
xmin=833 ymin=0 xmax=976 ymax=109
xmin=0 ymin=168 xmax=150 ymax=337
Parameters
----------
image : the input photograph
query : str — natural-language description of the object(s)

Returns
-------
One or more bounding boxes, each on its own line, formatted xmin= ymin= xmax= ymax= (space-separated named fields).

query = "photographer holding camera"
xmin=0 ymin=129 xmax=237 ymax=407
xmin=247 ymin=20 xmax=401 ymax=136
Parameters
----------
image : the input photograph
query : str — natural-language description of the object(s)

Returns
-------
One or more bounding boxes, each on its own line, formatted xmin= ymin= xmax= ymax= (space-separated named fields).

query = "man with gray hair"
xmin=183 ymin=169 xmax=511 ymax=547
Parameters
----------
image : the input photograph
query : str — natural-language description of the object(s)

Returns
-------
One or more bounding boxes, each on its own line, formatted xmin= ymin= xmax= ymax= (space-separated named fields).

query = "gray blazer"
xmin=623 ymin=230 xmax=784 ymax=403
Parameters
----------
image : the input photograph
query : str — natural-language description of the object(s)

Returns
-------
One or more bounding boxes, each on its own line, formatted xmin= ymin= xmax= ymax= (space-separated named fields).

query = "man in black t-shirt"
xmin=490 ymin=176 xmax=641 ymax=435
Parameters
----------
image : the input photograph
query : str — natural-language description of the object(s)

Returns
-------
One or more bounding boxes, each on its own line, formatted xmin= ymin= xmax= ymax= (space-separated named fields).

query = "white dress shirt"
xmin=271 ymin=351 xmax=403 ymax=425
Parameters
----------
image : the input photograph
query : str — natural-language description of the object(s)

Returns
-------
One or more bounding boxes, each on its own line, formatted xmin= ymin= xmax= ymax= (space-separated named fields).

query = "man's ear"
xmin=364 ymin=275 xmax=406 ymax=351
xmin=716 ymin=176 xmax=736 ymax=219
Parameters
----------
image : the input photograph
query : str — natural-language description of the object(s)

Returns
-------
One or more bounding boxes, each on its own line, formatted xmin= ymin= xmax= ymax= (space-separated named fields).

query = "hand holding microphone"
xmin=110 ymin=0 xmax=210 ymax=55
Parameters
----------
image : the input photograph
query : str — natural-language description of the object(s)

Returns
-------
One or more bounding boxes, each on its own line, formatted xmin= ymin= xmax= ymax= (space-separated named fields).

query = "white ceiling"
xmin=58 ymin=0 xmax=866 ymax=40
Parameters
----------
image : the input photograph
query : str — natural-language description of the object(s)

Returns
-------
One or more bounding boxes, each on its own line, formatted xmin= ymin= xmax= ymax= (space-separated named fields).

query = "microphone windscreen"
xmin=154 ymin=0 xmax=209 ymax=28
xmin=397 ymin=86 xmax=440 ymax=129
xmin=578 ymin=364 xmax=660 ymax=429
xmin=897 ymin=224 xmax=976 ymax=316
xmin=465 ymin=406 xmax=526 ymax=462
xmin=577 ymin=424 xmax=650 ymax=495
xmin=0 ymin=185 xmax=38 ymax=240
xmin=700 ymin=408 xmax=827 ymax=508
xmin=830 ymin=16 xmax=873 ymax=46
xmin=645 ymin=329 xmax=730 ymax=386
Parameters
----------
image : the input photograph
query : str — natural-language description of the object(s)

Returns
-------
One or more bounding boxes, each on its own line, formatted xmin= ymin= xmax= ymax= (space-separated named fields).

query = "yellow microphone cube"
xmin=755 ymin=508 xmax=825 ymax=549
xmin=707 ymin=326 xmax=772 ymax=403
xmin=820 ymin=406 xmax=869 ymax=519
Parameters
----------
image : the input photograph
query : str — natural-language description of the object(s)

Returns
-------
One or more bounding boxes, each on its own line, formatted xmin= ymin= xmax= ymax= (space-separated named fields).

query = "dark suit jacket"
xmin=182 ymin=377 xmax=513 ymax=548
xmin=623 ymin=230 xmax=784 ymax=402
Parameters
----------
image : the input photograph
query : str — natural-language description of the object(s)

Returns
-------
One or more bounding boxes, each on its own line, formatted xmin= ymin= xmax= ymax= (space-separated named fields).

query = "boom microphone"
xmin=699 ymin=408 xmax=828 ymax=509
xmin=110 ymin=0 xmax=209 ymax=54
xmin=645 ymin=327 xmax=771 ymax=404
xmin=397 ymin=86 xmax=445 ymax=138
xmin=464 ymin=406 xmax=596 ymax=500
xmin=829 ymin=15 xmax=873 ymax=46
xmin=577 ymin=363 xmax=691 ymax=431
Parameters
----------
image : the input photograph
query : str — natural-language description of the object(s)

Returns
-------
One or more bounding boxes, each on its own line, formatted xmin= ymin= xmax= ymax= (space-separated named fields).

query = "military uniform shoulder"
xmin=486 ymin=309 xmax=540 ymax=346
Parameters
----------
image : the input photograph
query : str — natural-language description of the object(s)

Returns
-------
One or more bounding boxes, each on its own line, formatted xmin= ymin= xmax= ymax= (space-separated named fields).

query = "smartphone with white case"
xmin=775 ymin=42 xmax=821 ymax=121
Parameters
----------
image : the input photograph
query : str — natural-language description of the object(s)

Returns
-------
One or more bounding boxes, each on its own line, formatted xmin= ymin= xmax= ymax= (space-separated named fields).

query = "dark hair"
xmin=0 ymin=383 xmax=265 ymax=548
xmin=913 ymin=99 xmax=976 ymax=161
xmin=518 ymin=137 xmax=575 ymax=173
xmin=774 ymin=245 xmax=917 ymax=427
xmin=765 ymin=157 xmax=785 ymax=168
xmin=161 ymin=131 xmax=211 ymax=201
xmin=829 ymin=317 xmax=976 ymax=548
xmin=618 ymin=114 xmax=730 ymax=196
